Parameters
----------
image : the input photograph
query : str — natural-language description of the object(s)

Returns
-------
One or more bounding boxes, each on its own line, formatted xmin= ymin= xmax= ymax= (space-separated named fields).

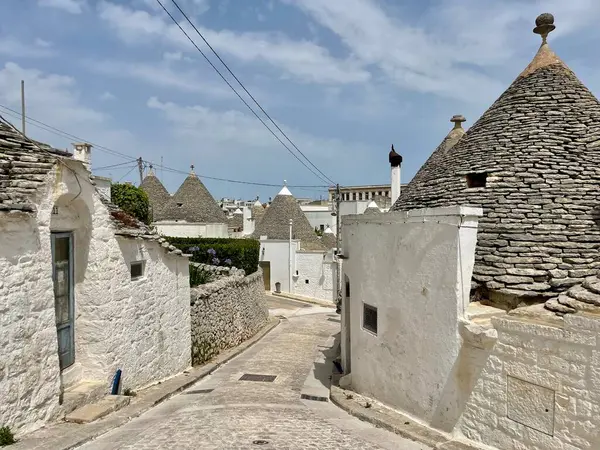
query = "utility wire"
xmin=155 ymin=0 xmax=333 ymax=186
xmin=0 ymin=104 xmax=137 ymax=162
xmin=0 ymin=104 xmax=329 ymax=189
xmin=94 ymin=161 xmax=139 ymax=171
xmin=168 ymin=0 xmax=336 ymax=186
xmin=117 ymin=165 xmax=138 ymax=182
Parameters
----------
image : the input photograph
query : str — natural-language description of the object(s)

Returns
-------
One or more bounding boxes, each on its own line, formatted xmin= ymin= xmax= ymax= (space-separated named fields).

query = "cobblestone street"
xmin=77 ymin=300 xmax=429 ymax=449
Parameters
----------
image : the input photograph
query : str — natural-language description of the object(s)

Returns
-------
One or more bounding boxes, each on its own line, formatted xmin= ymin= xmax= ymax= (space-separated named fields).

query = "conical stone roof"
xmin=251 ymin=199 xmax=265 ymax=226
xmin=321 ymin=226 xmax=337 ymax=249
xmin=393 ymin=13 xmax=600 ymax=302
xmin=251 ymin=185 xmax=325 ymax=251
xmin=363 ymin=200 xmax=382 ymax=215
xmin=139 ymin=166 xmax=171 ymax=221
xmin=160 ymin=167 xmax=227 ymax=224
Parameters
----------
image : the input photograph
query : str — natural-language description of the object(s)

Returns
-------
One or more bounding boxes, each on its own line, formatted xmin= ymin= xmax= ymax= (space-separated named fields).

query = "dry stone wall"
xmin=190 ymin=267 xmax=268 ymax=365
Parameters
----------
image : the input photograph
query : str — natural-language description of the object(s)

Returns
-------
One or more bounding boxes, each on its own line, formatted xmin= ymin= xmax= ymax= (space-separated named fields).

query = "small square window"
xmin=130 ymin=261 xmax=145 ymax=279
xmin=363 ymin=303 xmax=378 ymax=335
xmin=305 ymin=279 xmax=309 ymax=284
xmin=466 ymin=173 xmax=487 ymax=188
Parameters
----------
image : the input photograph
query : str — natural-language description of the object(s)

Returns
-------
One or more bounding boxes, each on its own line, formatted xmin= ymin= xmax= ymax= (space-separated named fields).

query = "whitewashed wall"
xmin=458 ymin=312 xmax=600 ymax=450
xmin=341 ymin=206 xmax=481 ymax=426
xmin=293 ymin=251 xmax=336 ymax=302
xmin=0 ymin=160 xmax=191 ymax=434
xmin=155 ymin=221 xmax=228 ymax=238
xmin=259 ymin=239 xmax=299 ymax=292
xmin=301 ymin=206 xmax=336 ymax=234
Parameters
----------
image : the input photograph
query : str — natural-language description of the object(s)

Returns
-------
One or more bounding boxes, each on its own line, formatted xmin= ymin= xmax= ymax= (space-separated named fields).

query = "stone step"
xmin=65 ymin=395 xmax=131 ymax=424
xmin=567 ymin=284 xmax=600 ymax=306
xmin=62 ymin=381 xmax=107 ymax=416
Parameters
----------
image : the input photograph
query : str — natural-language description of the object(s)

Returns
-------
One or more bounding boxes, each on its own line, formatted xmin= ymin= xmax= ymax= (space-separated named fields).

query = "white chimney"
xmin=389 ymin=144 xmax=402 ymax=205
xmin=73 ymin=142 xmax=93 ymax=170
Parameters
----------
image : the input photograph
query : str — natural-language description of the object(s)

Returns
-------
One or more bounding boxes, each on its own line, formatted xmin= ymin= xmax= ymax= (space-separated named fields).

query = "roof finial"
xmin=450 ymin=114 xmax=466 ymax=129
xmin=148 ymin=163 xmax=154 ymax=175
xmin=533 ymin=13 xmax=555 ymax=44
xmin=190 ymin=164 xmax=195 ymax=174
xmin=283 ymin=179 xmax=287 ymax=186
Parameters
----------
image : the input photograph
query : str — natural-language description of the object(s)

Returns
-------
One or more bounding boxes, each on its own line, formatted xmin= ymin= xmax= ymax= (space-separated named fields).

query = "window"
xmin=363 ymin=303 xmax=378 ymax=335
xmin=345 ymin=279 xmax=350 ymax=298
xmin=359 ymin=192 xmax=363 ymax=200
xmin=177 ymin=203 xmax=183 ymax=207
xmin=320 ymin=224 xmax=325 ymax=232
xmin=352 ymin=193 xmax=357 ymax=201
xmin=466 ymin=172 xmax=488 ymax=188
xmin=305 ymin=279 xmax=309 ymax=284
xmin=52 ymin=205 xmax=59 ymax=215
xmin=130 ymin=261 xmax=145 ymax=280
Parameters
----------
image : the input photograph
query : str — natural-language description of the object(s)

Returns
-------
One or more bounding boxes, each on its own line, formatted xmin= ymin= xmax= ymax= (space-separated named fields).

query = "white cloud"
xmin=84 ymin=59 xmax=232 ymax=99
xmin=97 ymin=1 xmax=370 ymax=85
xmin=162 ymin=51 xmax=193 ymax=62
xmin=38 ymin=0 xmax=85 ymax=14
xmin=100 ymin=91 xmax=115 ymax=101
xmin=34 ymin=38 xmax=53 ymax=48
xmin=0 ymin=36 xmax=55 ymax=58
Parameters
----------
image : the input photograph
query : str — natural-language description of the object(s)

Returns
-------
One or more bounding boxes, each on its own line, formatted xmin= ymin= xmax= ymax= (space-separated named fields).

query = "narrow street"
xmin=77 ymin=298 xmax=429 ymax=449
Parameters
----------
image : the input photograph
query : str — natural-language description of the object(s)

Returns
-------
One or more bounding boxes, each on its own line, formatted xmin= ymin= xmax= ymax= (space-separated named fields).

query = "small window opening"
xmin=131 ymin=261 xmax=145 ymax=280
xmin=52 ymin=205 xmax=59 ymax=215
xmin=466 ymin=172 xmax=487 ymax=188
xmin=363 ymin=303 xmax=378 ymax=335
xmin=177 ymin=202 xmax=183 ymax=207
xmin=345 ymin=280 xmax=350 ymax=298
xmin=305 ymin=279 xmax=309 ymax=284
xmin=358 ymin=192 xmax=363 ymax=200
xmin=319 ymin=224 xmax=325 ymax=232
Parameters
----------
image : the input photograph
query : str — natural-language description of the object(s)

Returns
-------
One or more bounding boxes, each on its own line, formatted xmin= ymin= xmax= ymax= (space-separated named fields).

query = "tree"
xmin=111 ymin=183 xmax=150 ymax=224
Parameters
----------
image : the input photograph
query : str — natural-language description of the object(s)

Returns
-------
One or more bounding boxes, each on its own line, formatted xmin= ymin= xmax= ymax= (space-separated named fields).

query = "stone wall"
xmin=190 ymin=268 xmax=268 ymax=365
xmin=293 ymin=251 xmax=336 ymax=302
xmin=0 ymin=160 xmax=191 ymax=435
xmin=458 ymin=312 xmax=600 ymax=449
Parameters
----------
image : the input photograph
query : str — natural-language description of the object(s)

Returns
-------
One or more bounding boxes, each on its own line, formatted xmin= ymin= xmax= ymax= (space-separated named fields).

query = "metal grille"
xmin=239 ymin=374 xmax=277 ymax=382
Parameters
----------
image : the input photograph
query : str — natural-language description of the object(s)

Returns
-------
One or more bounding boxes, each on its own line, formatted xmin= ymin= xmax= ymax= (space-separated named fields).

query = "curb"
xmin=15 ymin=318 xmax=280 ymax=450
xmin=329 ymin=386 xmax=485 ymax=450
xmin=269 ymin=291 xmax=336 ymax=308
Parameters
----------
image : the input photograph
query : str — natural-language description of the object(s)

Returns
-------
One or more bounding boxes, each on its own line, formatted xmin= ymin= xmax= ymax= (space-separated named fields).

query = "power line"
xmin=0 ymin=103 xmax=329 ymax=189
xmin=154 ymin=0 xmax=333 ymax=186
xmin=94 ymin=161 xmax=138 ymax=171
xmin=117 ymin=165 xmax=138 ymax=182
xmin=0 ymin=104 xmax=136 ymax=162
xmin=168 ymin=0 xmax=336 ymax=186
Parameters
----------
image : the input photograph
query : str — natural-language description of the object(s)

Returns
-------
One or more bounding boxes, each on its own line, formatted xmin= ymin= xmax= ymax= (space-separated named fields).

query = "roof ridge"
xmin=518 ymin=42 xmax=570 ymax=79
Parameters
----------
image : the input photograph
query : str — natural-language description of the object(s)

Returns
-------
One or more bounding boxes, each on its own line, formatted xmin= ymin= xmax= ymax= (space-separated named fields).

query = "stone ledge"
xmin=329 ymin=385 xmax=488 ymax=450
xmin=12 ymin=317 xmax=280 ymax=450
xmin=270 ymin=291 xmax=335 ymax=307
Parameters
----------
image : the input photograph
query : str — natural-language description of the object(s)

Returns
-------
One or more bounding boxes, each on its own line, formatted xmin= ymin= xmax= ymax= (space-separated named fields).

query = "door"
xmin=52 ymin=232 xmax=75 ymax=370
xmin=259 ymin=261 xmax=271 ymax=291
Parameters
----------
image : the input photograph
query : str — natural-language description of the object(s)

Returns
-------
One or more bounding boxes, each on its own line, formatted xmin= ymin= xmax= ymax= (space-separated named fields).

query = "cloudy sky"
xmin=1 ymin=0 xmax=600 ymax=201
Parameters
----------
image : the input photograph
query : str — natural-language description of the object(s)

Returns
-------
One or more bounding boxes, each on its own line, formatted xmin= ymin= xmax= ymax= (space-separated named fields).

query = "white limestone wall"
xmin=301 ymin=207 xmax=336 ymax=233
xmin=0 ymin=160 xmax=191 ymax=434
xmin=293 ymin=251 xmax=336 ymax=302
xmin=259 ymin=239 xmax=299 ymax=292
xmin=458 ymin=313 xmax=600 ymax=450
xmin=0 ymin=212 xmax=61 ymax=434
xmin=341 ymin=206 xmax=481 ymax=426
xmin=155 ymin=221 xmax=228 ymax=238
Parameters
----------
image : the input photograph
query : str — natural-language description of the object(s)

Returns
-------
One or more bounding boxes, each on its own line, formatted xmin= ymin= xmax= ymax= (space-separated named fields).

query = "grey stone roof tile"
xmin=392 ymin=28 xmax=600 ymax=300
xmin=140 ymin=168 xmax=171 ymax=221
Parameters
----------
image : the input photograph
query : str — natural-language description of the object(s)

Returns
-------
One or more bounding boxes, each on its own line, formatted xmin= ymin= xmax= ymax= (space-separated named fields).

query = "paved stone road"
xmin=78 ymin=301 xmax=429 ymax=450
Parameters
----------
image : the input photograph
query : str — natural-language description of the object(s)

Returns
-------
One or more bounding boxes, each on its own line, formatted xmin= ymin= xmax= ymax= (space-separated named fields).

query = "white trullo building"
xmin=144 ymin=165 xmax=229 ymax=238
xmin=340 ymin=13 xmax=600 ymax=450
xmin=0 ymin=124 xmax=191 ymax=434
xmin=251 ymin=183 xmax=336 ymax=302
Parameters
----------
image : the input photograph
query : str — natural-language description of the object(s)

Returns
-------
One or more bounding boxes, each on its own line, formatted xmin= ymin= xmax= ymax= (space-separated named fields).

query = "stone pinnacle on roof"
xmin=278 ymin=180 xmax=293 ymax=196
xmin=393 ymin=13 xmax=600 ymax=303
xmin=450 ymin=115 xmax=466 ymax=129
xmin=364 ymin=200 xmax=382 ymax=215
xmin=533 ymin=13 xmax=555 ymax=44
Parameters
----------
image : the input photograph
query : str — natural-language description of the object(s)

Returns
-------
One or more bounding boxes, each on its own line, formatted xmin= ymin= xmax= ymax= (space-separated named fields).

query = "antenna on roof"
xmin=533 ymin=13 xmax=555 ymax=44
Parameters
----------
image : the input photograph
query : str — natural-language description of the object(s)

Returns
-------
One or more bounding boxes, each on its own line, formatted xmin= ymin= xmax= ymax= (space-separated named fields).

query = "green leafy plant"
xmin=167 ymin=237 xmax=260 ymax=276
xmin=0 ymin=426 xmax=16 ymax=446
xmin=111 ymin=183 xmax=150 ymax=225
xmin=189 ymin=265 xmax=214 ymax=287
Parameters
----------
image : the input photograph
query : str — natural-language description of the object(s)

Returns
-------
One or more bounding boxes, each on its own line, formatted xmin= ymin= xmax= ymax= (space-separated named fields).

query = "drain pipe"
xmin=111 ymin=369 xmax=122 ymax=395
xmin=288 ymin=219 xmax=293 ymax=294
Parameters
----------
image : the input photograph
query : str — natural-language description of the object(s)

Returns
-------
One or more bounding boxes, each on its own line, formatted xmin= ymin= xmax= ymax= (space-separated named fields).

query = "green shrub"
xmin=0 ymin=426 xmax=16 ymax=446
xmin=111 ymin=183 xmax=150 ymax=225
xmin=167 ymin=237 xmax=259 ymax=276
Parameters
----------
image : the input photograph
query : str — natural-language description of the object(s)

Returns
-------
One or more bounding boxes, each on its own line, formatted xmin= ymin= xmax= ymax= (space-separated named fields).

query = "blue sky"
xmin=1 ymin=0 xmax=600 ymax=201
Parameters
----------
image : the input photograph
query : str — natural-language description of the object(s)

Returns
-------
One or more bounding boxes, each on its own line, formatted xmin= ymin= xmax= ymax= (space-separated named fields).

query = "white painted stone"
xmin=293 ymin=251 xmax=336 ymax=302
xmin=154 ymin=221 xmax=228 ymax=238
xmin=0 ymin=159 xmax=191 ymax=435
xmin=507 ymin=375 xmax=555 ymax=436
xmin=341 ymin=206 xmax=482 ymax=431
